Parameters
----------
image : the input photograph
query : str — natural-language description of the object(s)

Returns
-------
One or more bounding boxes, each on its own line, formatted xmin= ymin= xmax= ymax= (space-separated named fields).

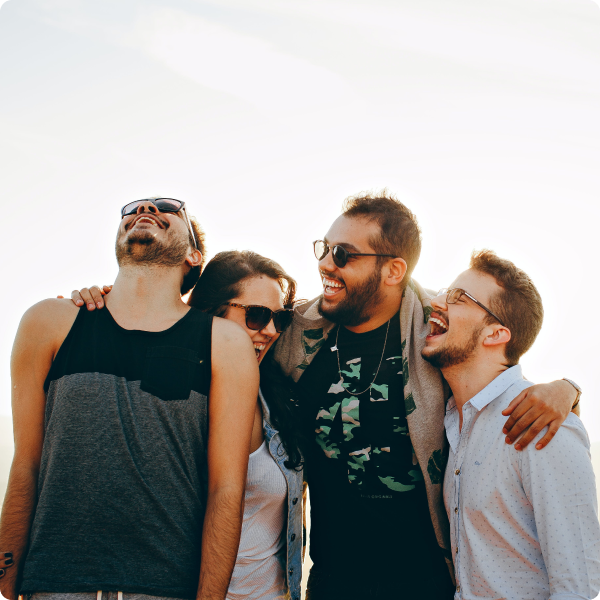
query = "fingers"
xmin=514 ymin=415 xmax=550 ymax=450
xmin=0 ymin=569 xmax=4 ymax=578
xmin=532 ymin=420 xmax=561 ymax=450
xmin=88 ymin=286 xmax=105 ymax=308
xmin=102 ymin=285 xmax=113 ymax=295
xmin=501 ymin=393 xmax=524 ymax=416
xmin=502 ymin=390 xmax=531 ymax=438
xmin=71 ymin=287 xmax=104 ymax=310
xmin=0 ymin=553 xmax=12 ymax=569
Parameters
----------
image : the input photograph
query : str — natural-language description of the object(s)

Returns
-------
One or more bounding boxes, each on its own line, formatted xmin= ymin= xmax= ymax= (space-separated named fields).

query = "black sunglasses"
xmin=224 ymin=303 xmax=294 ymax=333
xmin=121 ymin=198 xmax=198 ymax=250
xmin=438 ymin=288 xmax=506 ymax=327
xmin=313 ymin=240 xmax=395 ymax=268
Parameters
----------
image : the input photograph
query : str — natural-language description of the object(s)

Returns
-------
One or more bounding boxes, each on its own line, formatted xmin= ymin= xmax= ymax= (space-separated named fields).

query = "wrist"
xmin=562 ymin=378 xmax=582 ymax=409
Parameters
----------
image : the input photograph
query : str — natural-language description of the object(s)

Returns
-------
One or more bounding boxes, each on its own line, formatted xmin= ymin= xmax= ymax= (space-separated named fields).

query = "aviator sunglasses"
xmin=224 ymin=303 xmax=294 ymax=333
xmin=313 ymin=240 xmax=395 ymax=268
xmin=437 ymin=287 xmax=506 ymax=327
xmin=121 ymin=198 xmax=198 ymax=250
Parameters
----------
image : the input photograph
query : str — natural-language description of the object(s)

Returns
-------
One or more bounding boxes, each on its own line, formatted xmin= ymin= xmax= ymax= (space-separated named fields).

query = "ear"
xmin=185 ymin=249 xmax=203 ymax=268
xmin=383 ymin=257 xmax=408 ymax=287
xmin=482 ymin=325 xmax=511 ymax=348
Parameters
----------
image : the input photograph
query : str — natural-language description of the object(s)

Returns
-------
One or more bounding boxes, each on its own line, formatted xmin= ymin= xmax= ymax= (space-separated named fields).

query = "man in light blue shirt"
xmin=422 ymin=250 xmax=600 ymax=599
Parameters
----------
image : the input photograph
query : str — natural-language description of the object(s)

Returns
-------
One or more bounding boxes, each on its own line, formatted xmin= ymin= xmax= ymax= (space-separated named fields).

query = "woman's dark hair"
xmin=187 ymin=250 xmax=304 ymax=469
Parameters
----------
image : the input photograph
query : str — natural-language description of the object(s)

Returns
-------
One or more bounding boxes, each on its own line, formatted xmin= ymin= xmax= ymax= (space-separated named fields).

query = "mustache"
xmin=125 ymin=214 xmax=169 ymax=231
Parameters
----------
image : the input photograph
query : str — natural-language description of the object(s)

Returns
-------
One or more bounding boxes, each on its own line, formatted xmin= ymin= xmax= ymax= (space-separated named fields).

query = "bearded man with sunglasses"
xmin=422 ymin=251 xmax=600 ymax=599
xmin=273 ymin=192 xmax=582 ymax=599
xmin=0 ymin=199 xmax=259 ymax=600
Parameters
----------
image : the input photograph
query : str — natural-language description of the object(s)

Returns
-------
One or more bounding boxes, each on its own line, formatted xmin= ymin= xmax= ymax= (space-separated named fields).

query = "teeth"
xmin=430 ymin=317 xmax=448 ymax=330
xmin=137 ymin=218 xmax=157 ymax=226
xmin=322 ymin=277 xmax=344 ymax=288
xmin=254 ymin=344 xmax=266 ymax=351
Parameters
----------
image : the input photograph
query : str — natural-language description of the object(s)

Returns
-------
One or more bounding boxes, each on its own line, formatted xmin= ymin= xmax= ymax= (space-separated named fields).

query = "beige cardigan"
xmin=273 ymin=279 xmax=454 ymax=577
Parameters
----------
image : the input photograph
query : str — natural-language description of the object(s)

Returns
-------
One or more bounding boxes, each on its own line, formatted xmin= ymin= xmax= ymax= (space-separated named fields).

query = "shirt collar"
xmin=468 ymin=364 xmax=523 ymax=412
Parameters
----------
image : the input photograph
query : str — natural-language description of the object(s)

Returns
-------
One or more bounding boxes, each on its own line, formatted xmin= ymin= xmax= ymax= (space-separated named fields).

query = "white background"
xmin=1 ymin=2 xmax=599 ymax=592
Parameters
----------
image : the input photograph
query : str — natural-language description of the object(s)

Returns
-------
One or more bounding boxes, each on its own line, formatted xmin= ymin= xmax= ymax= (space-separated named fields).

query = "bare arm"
xmin=501 ymin=379 xmax=578 ymax=450
xmin=0 ymin=299 xmax=77 ymax=600
xmin=196 ymin=318 xmax=259 ymax=600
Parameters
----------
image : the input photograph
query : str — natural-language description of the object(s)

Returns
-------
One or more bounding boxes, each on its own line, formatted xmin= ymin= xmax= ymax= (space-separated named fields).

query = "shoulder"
xmin=211 ymin=316 xmax=252 ymax=346
xmin=18 ymin=298 xmax=79 ymax=340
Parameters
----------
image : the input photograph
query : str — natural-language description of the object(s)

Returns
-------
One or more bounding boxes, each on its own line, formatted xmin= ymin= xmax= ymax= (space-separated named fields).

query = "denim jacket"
xmin=259 ymin=389 xmax=303 ymax=600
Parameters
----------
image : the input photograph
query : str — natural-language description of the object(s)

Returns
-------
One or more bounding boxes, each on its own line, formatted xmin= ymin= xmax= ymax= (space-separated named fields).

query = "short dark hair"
xmin=470 ymin=249 xmax=543 ymax=366
xmin=187 ymin=250 xmax=303 ymax=469
xmin=342 ymin=190 xmax=421 ymax=284
xmin=181 ymin=216 xmax=206 ymax=296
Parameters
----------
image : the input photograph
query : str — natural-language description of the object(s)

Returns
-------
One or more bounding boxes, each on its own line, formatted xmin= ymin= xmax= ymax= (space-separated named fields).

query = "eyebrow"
xmin=323 ymin=237 xmax=360 ymax=252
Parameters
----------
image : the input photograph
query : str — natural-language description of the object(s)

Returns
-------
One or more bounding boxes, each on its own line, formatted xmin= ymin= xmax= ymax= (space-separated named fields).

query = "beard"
xmin=317 ymin=267 xmax=385 ymax=327
xmin=116 ymin=226 xmax=189 ymax=268
xmin=421 ymin=324 xmax=484 ymax=370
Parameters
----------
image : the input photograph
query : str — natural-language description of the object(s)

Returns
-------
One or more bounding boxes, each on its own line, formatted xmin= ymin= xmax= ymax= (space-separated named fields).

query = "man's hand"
xmin=502 ymin=380 xmax=577 ymax=450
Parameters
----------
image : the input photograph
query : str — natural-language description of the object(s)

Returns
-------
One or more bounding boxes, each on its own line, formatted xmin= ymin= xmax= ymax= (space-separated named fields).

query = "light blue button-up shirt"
xmin=444 ymin=365 xmax=600 ymax=599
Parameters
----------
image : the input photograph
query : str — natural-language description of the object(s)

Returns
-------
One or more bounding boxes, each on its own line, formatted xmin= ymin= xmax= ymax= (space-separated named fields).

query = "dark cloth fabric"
xmin=21 ymin=307 xmax=212 ymax=600
xmin=298 ymin=312 xmax=453 ymax=597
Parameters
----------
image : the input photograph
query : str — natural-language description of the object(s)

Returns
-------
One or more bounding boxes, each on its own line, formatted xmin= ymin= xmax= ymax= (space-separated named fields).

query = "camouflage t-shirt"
xmin=299 ymin=312 xmax=451 ymax=593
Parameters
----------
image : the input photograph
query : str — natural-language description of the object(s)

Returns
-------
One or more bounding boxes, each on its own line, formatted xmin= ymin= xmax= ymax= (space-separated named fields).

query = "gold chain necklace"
xmin=332 ymin=319 xmax=391 ymax=396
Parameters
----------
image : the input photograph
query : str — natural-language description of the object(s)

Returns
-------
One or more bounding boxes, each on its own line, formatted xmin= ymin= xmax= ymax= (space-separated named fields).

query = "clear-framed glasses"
xmin=437 ymin=287 xmax=506 ymax=327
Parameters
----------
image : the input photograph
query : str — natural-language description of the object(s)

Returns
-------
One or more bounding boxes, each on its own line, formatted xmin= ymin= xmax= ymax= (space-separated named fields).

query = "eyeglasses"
xmin=121 ymin=198 xmax=198 ymax=250
xmin=224 ymin=303 xmax=294 ymax=333
xmin=313 ymin=240 xmax=395 ymax=268
xmin=437 ymin=288 xmax=506 ymax=327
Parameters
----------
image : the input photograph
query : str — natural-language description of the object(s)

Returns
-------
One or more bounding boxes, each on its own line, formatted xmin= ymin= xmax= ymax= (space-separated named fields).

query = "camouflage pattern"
xmin=315 ymin=344 xmax=425 ymax=492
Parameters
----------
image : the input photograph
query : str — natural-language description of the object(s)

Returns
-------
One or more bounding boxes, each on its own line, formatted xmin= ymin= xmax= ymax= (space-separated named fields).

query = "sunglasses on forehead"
xmin=313 ymin=240 xmax=395 ymax=268
xmin=121 ymin=198 xmax=198 ymax=250
xmin=224 ymin=303 xmax=294 ymax=333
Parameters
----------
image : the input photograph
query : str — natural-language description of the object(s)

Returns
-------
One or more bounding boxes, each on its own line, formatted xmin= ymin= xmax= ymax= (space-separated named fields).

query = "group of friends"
xmin=0 ymin=192 xmax=599 ymax=600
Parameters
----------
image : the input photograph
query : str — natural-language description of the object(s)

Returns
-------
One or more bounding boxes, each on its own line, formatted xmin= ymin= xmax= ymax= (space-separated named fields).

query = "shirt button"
xmin=456 ymin=585 xmax=461 ymax=592
xmin=289 ymin=568 xmax=294 ymax=575
xmin=456 ymin=547 xmax=458 ymax=554
xmin=455 ymin=469 xmax=461 ymax=475
xmin=290 ymin=534 xmax=296 ymax=541
xmin=454 ymin=507 xmax=458 ymax=513
xmin=292 ymin=497 xmax=298 ymax=505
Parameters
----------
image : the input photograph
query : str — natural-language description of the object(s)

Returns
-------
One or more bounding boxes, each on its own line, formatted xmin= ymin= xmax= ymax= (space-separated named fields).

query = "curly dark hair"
xmin=187 ymin=250 xmax=303 ymax=469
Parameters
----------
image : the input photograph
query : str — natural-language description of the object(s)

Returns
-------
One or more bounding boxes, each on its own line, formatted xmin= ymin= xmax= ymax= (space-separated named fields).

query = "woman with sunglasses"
xmin=61 ymin=250 xmax=304 ymax=600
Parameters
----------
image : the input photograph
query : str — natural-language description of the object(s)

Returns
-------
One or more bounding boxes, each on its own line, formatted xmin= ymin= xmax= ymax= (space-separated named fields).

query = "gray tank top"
xmin=21 ymin=307 xmax=212 ymax=600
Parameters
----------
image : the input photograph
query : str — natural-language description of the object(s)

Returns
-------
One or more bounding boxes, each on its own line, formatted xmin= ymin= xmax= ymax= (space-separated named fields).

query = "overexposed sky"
xmin=1 ymin=0 xmax=599 ymax=440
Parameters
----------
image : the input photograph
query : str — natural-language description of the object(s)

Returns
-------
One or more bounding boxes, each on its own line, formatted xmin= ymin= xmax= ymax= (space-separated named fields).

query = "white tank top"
xmin=227 ymin=439 xmax=288 ymax=600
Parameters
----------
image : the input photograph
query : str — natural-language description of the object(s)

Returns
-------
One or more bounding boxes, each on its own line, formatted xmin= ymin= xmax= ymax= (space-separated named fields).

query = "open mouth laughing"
xmin=427 ymin=312 xmax=449 ymax=339
xmin=321 ymin=274 xmax=345 ymax=299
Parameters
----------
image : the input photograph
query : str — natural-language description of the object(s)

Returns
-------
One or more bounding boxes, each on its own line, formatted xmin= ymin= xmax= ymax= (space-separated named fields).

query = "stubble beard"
xmin=317 ymin=267 xmax=385 ymax=327
xmin=421 ymin=324 xmax=484 ymax=370
xmin=116 ymin=227 xmax=189 ymax=268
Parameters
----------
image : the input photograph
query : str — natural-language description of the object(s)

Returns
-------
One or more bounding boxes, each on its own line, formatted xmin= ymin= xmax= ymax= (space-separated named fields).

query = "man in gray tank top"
xmin=0 ymin=199 xmax=259 ymax=600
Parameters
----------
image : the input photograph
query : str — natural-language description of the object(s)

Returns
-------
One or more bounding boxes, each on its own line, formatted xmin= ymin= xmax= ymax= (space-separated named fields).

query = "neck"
xmin=442 ymin=354 xmax=508 ymax=429
xmin=105 ymin=264 xmax=189 ymax=331
xmin=344 ymin=294 xmax=402 ymax=334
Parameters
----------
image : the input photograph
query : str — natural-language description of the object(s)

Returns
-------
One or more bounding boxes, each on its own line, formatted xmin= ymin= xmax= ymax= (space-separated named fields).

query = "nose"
xmin=318 ymin=247 xmax=337 ymax=273
xmin=136 ymin=202 xmax=158 ymax=215
xmin=431 ymin=292 xmax=448 ymax=312
xmin=261 ymin=318 xmax=278 ymax=338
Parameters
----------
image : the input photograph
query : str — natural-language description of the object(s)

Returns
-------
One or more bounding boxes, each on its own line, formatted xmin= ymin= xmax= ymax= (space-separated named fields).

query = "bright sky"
xmin=1 ymin=0 xmax=599 ymax=442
